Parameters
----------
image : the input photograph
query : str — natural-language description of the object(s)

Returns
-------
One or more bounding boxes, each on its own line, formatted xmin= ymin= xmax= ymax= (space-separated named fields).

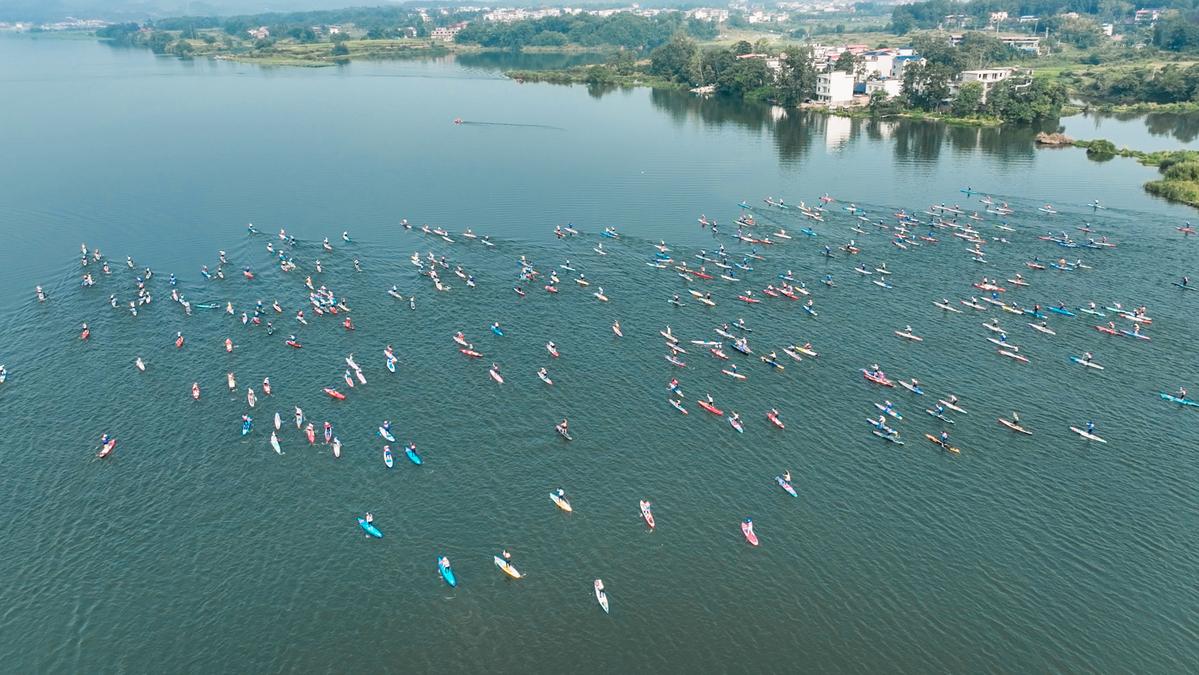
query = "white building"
xmin=865 ymin=79 xmax=902 ymax=98
xmin=430 ymin=23 xmax=466 ymax=41
xmin=891 ymin=55 xmax=924 ymax=80
xmin=816 ymin=70 xmax=855 ymax=106
xmin=957 ymin=68 xmax=1030 ymax=102
xmin=687 ymin=8 xmax=729 ymax=22
xmin=861 ymin=50 xmax=896 ymax=79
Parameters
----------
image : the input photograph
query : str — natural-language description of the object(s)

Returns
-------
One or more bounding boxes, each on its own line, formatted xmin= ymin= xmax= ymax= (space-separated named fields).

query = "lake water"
xmin=1 ymin=34 xmax=1197 ymax=673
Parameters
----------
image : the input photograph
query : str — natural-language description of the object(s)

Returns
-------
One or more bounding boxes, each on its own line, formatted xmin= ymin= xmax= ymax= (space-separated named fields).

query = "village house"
xmin=865 ymin=78 xmax=902 ymax=99
xmin=1134 ymin=8 xmax=1162 ymax=24
xmin=955 ymin=67 xmax=1032 ymax=102
xmin=816 ymin=70 xmax=855 ymax=106
xmin=430 ymin=22 xmax=468 ymax=41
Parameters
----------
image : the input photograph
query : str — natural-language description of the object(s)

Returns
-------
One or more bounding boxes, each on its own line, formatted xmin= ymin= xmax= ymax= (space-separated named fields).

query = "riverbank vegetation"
xmin=91 ymin=2 xmax=1199 ymax=116
xmin=1070 ymin=139 xmax=1199 ymax=208
xmin=95 ymin=6 xmax=460 ymax=65
xmin=454 ymin=13 xmax=717 ymax=51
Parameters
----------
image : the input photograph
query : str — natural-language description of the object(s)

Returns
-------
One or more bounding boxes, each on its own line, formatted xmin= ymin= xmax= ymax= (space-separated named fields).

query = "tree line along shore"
xmin=88 ymin=3 xmax=1199 ymax=210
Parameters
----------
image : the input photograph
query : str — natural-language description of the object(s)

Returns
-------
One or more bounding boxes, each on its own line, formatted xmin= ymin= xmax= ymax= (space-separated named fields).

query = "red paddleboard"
xmin=767 ymin=412 xmax=784 ymax=429
xmin=460 ymin=349 xmax=482 ymax=358
xmin=98 ymin=439 xmax=116 ymax=458
xmin=323 ymin=387 xmax=346 ymax=400
xmin=697 ymin=400 xmax=723 ymax=416
xmin=862 ymin=370 xmax=894 ymax=387
xmin=640 ymin=501 xmax=655 ymax=529
xmin=741 ymin=521 xmax=759 ymax=546
xmin=175 ymin=336 xmax=185 ymax=348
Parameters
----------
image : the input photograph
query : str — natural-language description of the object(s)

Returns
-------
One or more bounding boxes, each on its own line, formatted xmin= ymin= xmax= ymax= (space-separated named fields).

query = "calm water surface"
xmin=1 ymin=35 xmax=1197 ymax=673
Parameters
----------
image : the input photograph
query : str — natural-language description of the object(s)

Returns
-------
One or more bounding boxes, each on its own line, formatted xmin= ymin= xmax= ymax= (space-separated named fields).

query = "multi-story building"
xmin=865 ymin=79 xmax=902 ymax=99
xmin=956 ymin=67 xmax=1032 ymax=102
xmin=816 ymin=70 xmax=855 ymax=106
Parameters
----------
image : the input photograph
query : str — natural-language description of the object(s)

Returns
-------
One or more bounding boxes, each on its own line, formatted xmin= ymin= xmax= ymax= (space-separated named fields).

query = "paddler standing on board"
xmin=939 ymin=430 xmax=950 ymax=446
xmin=1176 ymin=387 xmax=1188 ymax=399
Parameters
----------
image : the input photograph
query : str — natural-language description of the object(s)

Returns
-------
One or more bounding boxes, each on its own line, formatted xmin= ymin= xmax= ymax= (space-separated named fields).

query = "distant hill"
xmin=1 ymin=1 xmax=400 ymax=23
xmin=2 ymin=0 xmax=701 ymax=24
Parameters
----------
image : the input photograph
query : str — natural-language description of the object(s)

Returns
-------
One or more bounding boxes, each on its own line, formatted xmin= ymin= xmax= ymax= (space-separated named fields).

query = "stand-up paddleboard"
xmin=357 ymin=517 xmax=382 ymax=538
xmin=550 ymin=492 xmax=572 ymax=512
xmin=494 ymin=556 xmax=522 ymax=579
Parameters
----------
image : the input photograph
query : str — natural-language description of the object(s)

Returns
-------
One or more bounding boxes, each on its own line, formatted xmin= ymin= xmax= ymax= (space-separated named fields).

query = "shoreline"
xmin=1061 ymin=139 xmax=1199 ymax=209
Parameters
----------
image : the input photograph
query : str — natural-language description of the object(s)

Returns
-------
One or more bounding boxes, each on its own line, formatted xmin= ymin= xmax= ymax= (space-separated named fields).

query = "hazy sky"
xmin=2 ymin=0 xmax=405 ymax=22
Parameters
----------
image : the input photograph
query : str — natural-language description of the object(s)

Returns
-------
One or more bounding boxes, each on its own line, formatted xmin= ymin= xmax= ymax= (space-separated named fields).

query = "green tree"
xmin=833 ymin=50 xmax=856 ymax=72
xmin=986 ymin=77 xmax=1068 ymax=123
xmin=1154 ymin=12 xmax=1199 ymax=52
xmin=609 ymin=50 xmax=638 ymax=76
xmin=530 ymin=30 xmax=568 ymax=46
xmin=286 ymin=27 xmax=318 ymax=42
xmin=147 ymin=31 xmax=172 ymax=54
xmin=331 ymin=42 xmax=350 ymax=56
xmin=1086 ymin=139 xmax=1117 ymax=156
xmin=1057 ymin=16 xmax=1102 ymax=49
xmin=585 ymin=64 xmax=616 ymax=86
xmin=902 ymin=61 xmax=953 ymax=110
xmin=716 ymin=57 xmax=770 ymax=97
xmin=649 ymin=33 xmax=699 ymax=84
xmin=732 ymin=40 xmax=754 ymax=56
xmin=775 ymin=46 xmax=817 ymax=106
xmin=951 ymin=81 xmax=984 ymax=116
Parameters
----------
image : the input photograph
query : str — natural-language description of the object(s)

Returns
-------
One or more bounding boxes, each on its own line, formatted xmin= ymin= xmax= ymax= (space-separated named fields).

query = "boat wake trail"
xmin=459 ymin=121 xmax=566 ymax=131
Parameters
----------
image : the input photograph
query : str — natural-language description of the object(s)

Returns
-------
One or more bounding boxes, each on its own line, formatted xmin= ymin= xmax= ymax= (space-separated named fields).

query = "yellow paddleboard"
xmin=494 ymin=556 xmax=522 ymax=579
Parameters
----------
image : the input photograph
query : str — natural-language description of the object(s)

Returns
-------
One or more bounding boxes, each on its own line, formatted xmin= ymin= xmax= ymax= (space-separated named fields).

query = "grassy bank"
xmin=1071 ymin=140 xmax=1199 ymax=209
xmin=504 ymin=65 xmax=676 ymax=89
xmin=1085 ymin=101 xmax=1199 ymax=115
xmin=826 ymin=107 xmax=1003 ymax=127
xmin=185 ymin=37 xmax=453 ymax=66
